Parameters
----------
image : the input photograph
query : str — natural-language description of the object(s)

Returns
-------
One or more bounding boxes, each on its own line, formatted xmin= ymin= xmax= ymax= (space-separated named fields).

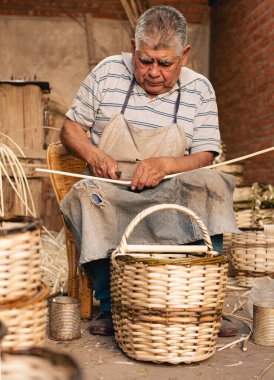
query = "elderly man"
xmin=60 ymin=6 xmax=239 ymax=336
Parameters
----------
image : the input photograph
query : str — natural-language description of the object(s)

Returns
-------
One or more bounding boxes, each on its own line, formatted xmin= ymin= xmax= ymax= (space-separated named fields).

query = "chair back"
xmin=47 ymin=141 xmax=86 ymax=203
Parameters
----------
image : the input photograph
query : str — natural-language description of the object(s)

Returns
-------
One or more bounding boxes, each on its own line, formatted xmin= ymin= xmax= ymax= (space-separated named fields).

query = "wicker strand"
xmin=36 ymin=146 xmax=274 ymax=186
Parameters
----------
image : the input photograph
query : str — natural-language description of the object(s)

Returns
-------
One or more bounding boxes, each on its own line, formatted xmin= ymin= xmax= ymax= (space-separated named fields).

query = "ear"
xmin=181 ymin=45 xmax=191 ymax=67
xmin=131 ymin=39 xmax=136 ymax=56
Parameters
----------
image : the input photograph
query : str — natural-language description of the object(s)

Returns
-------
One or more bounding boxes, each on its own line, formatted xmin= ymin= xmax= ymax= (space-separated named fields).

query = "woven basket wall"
xmin=0 ymin=282 xmax=49 ymax=351
xmin=231 ymin=228 xmax=274 ymax=287
xmin=222 ymin=233 xmax=235 ymax=277
xmin=111 ymin=204 xmax=228 ymax=364
xmin=235 ymin=209 xmax=273 ymax=229
xmin=0 ymin=216 xmax=42 ymax=303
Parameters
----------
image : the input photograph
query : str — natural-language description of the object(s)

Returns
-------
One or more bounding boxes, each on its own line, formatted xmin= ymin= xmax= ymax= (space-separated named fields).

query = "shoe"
xmin=89 ymin=311 xmax=114 ymax=336
xmin=218 ymin=316 xmax=238 ymax=337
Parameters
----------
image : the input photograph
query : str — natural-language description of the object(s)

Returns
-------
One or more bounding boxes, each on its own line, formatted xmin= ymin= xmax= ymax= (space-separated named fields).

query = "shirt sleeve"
xmin=190 ymin=81 xmax=221 ymax=156
xmin=66 ymin=68 xmax=102 ymax=132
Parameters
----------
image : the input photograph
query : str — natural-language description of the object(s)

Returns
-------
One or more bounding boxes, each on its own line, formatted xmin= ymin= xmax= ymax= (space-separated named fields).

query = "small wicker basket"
xmin=231 ymin=227 xmax=274 ymax=287
xmin=111 ymin=204 xmax=228 ymax=364
xmin=0 ymin=215 xmax=42 ymax=304
xmin=48 ymin=296 xmax=81 ymax=341
xmin=0 ymin=282 xmax=49 ymax=351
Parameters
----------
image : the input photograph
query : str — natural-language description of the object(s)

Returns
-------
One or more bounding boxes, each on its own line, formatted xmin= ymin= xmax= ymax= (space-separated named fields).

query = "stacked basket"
xmin=0 ymin=215 xmax=49 ymax=351
xmin=111 ymin=204 xmax=228 ymax=364
xmin=231 ymin=184 xmax=274 ymax=287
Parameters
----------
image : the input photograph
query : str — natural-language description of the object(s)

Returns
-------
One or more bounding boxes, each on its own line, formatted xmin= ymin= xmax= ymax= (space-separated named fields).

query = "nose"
xmin=148 ymin=63 xmax=160 ymax=78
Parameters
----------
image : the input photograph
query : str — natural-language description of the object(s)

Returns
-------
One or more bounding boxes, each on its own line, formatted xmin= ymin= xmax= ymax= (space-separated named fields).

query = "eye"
xmin=139 ymin=57 xmax=152 ymax=65
xmin=158 ymin=61 xmax=173 ymax=67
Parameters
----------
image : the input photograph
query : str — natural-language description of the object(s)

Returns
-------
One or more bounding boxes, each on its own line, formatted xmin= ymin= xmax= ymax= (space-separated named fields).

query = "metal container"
xmin=48 ymin=296 xmax=81 ymax=341
xmin=253 ymin=302 xmax=274 ymax=346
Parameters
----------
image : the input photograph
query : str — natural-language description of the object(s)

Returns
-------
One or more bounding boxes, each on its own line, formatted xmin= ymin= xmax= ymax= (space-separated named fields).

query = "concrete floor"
xmin=45 ymin=285 xmax=274 ymax=380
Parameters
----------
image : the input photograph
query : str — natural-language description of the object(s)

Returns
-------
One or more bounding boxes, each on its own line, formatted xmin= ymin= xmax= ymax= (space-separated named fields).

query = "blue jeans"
xmin=83 ymin=234 xmax=223 ymax=313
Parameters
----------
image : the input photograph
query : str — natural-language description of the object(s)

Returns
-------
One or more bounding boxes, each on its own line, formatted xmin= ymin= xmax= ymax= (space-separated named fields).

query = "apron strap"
xmin=174 ymin=80 xmax=181 ymax=124
xmin=121 ymin=77 xmax=136 ymax=115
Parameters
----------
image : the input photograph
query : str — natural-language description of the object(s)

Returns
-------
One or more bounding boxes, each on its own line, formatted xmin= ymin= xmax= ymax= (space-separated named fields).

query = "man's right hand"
xmin=60 ymin=117 xmax=119 ymax=180
xmin=87 ymin=149 xmax=119 ymax=180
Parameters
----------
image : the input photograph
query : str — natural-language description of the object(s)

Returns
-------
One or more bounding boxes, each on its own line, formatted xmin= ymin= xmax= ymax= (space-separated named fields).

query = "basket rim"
xmin=0 ymin=215 xmax=41 ymax=236
xmin=0 ymin=282 xmax=49 ymax=309
xmin=1 ymin=347 xmax=83 ymax=379
xmin=114 ymin=254 xmax=228 ymax=266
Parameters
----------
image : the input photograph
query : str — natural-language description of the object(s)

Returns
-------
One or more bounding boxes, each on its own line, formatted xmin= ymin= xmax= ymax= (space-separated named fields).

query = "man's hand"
xmin=131 ymin=157 xmax=167 ymax=191
xmin=60 ymin=118 xmax=119 ymax=180
xmin=130 ymin=152 xmax=214 ymax=191
xmin=87 ymin=149 xmax=119 ymax=180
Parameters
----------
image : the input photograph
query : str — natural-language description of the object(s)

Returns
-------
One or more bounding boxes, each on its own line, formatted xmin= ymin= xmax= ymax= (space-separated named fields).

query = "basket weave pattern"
xmin=0 ymin=228 xmax=42 ymax=303
xmin=235 ymin=209 xmax=273 ymax=229
xmin=0 ymin=216 xmax=49 ymax=351
xmin=0 ymin=282 xmax=49 ymax=351
xmin=231 ymin=229 xmax=274 ymax=287
xmin=111 ymin=204 xmax=228 ymax=364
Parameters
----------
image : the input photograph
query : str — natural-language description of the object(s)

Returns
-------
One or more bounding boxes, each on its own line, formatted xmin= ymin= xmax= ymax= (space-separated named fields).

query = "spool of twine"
xmin=48 ymin=296 xmax=81 ymax=341
xmin=253 ymin=302 xmax=274 ymax=346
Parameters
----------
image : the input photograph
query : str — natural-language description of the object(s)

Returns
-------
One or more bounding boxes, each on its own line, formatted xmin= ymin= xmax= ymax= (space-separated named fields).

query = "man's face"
xmin=131 ymin=40 xmax=190 ymax=97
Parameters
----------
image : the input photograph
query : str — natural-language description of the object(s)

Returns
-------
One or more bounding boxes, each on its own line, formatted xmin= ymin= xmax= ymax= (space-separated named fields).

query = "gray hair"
xmin=135 ymin=6 xmax=187 ymax=56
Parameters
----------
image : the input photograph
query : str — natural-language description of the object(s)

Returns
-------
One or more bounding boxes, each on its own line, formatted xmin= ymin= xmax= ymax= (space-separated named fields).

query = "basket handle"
xmin=114 ymin=204 xmax=215 ymax=260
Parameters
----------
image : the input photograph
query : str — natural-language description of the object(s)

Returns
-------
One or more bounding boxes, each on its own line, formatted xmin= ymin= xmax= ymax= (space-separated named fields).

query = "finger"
xmin=106 ymin=161 xmax=119 ymax=180
xmin=136 ymin=171 xmax=151 ymax=190
xmin=131 ymin=164 xmax=144 ymax=190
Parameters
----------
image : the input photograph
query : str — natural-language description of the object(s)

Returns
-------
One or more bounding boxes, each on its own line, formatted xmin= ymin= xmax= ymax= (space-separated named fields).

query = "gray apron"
xmin=98 ymin=78 xmax=187 ymax=180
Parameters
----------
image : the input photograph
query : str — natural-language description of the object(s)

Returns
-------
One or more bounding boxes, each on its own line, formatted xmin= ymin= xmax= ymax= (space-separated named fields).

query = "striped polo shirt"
xmin=66 ymin=52 xmax=220 ymax=155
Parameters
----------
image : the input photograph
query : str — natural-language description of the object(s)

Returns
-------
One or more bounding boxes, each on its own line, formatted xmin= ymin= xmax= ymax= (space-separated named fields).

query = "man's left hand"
xmin=130 ymin=157 xmax=167 ymax=191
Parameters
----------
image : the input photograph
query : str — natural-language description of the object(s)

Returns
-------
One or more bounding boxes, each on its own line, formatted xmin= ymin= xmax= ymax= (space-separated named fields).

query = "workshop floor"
xmin=45 ymin=283 xmax=274 ymax=380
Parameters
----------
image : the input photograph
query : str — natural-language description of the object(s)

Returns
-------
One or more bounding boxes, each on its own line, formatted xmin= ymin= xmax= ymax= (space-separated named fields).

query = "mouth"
xmin=145 ymin=81 xmax=163 ymax=87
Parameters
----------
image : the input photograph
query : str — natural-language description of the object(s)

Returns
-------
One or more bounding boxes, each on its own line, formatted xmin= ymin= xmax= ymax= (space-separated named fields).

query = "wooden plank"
xmin=41 ymin=177 xmax=63 ymax=231
xmin=85 ymin=13 xmax=97 ymax=70
xmin=0 ymin=84 xmax=24 ymax=145
xmin=22 ymin=85 xmax=44 ymax=150
xmin=17 ymin=148 xmax=47 ymax=159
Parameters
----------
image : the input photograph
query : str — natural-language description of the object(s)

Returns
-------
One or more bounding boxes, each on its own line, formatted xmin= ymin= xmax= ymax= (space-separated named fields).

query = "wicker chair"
xmin=47 ymin=141 xmax=93 ymax=319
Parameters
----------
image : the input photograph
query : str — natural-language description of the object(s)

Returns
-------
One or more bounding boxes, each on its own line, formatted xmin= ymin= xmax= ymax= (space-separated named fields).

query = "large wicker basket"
xmin=0 ymin=215 xmax=42 ymax=304
xmin=0 ymin=282 xmax=49 ymax=351
xmin=111 ymin=204 xmax=228 ymax=364
xmin=231 ymin=227 xmax=274 ymax=287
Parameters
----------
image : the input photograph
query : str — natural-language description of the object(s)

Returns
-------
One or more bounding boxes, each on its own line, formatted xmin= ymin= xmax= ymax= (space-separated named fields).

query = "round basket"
xmin=0 ymin=347 xmax=82 ymax=380
xmin=231 ymin=228 xmax=274 ymax=287
xmin=111 ymin=204 xmax=228 ymax=364
xmin=0 ymin=282 xmax=49 ymax=351
xmin=0 ymin=215 xmax=42 ymax=303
